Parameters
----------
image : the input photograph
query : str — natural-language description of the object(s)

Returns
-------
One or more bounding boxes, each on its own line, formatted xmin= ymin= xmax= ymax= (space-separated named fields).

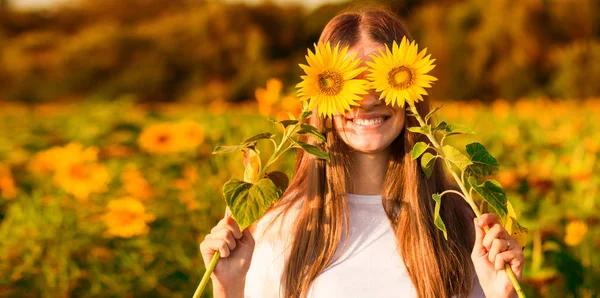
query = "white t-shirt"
xmin=244 ymin=194 xmax=486 ymax=297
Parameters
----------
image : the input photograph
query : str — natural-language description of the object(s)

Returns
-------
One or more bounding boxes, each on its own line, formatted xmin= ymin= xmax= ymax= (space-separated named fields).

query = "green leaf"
xmin=296 ymin=124 xmax=326 ymax=142
xmin=442 ymin=124 xmax=475 ymax=136
xmin=466 ymin=142 xmax=499 ymax=177
xmin=433 ymin=121 xmax=447 ymax=132
xmin=468 ymin=177 xmax=508 ymax=224
xmin=411 ymin=142 xmax=429 ymax=160
xmin=212 ymin=145 xmax=245 ymax=154
xmin=285 ymin=110 xmax=296 ymax=120
xmin=425 ymin=105 xmax=443 ymax=123
xmin=242 ymin=132 xmax=274 ymax=145
xmin=408 ymin=125 xmax=431 ymax=135
xmin=296 ymin=140 xmax=330 ymax=161
xmin=420 ymin=152 xmax=437 ymax=179
xmin=279 ymin=120 xmax=299 ymax=128
xmin=443 ymin=145 xmax=473 ymax=171
xmin=432 ymin=193 xmax=448 ymax=240
xmin=299 ymin=110 xmax=312 ymax=120
xmin=266 ymin=171 xmax=289 ymax=194
xmin=223 ymin=177 xmax=283 ymax=230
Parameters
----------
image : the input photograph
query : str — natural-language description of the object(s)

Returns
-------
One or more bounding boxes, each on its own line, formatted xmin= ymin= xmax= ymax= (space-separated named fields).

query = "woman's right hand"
xmin=200 ymin=212 xmax=255 ymax=296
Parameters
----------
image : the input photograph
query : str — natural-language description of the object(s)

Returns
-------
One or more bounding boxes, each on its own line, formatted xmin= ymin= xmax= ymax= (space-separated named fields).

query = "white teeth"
xmin=352 ymin=117 xmax=385 ymax=126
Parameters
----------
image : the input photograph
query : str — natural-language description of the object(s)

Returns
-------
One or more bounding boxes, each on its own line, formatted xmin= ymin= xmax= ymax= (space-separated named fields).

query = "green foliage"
xmin=408 ymin=125 xmax=432 ymax=135
xmin=468 ymin=177 xmax=509 ymax=224
xmin=425 ymin=105 xmax=443 ymax=124
xmin=411 ymin=142 xmax=429 ymax=160
xmin=465 ymin=142 xmax=500 ymax=177
xmin=296 ymin=123 xmax=326 ymax=143
xmin=222 ymin=177 xmax=282 ymax=230
xmin=432 ymin=193 xmax=448 ymax=240
xmin=420 ymin=152 xmax=437 ymax=179
xmin=295 ymin=140 xmax=329 ymax=161
xmin=439 ymin=124 xmax=475 ymax=137
xmin=442 ymin=145 xmax=472 ymax=171
xmin=242 ymin=132 xmax=275 ymax=144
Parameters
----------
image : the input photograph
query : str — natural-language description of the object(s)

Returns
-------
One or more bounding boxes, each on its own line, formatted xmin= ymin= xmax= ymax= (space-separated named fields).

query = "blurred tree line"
xmin=0 ymin=0 xmax=599 ymax=103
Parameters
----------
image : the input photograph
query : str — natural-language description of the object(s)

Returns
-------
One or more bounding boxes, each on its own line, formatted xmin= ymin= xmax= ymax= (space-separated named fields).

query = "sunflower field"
xmin=0 ymin=80 xmax=599 ymax=297
xmin=1 ymin=0 xmax=600 ymax=297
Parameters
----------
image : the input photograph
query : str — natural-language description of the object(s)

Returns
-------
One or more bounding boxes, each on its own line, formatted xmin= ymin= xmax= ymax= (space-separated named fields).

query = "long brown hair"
xmin=266 ymin=6 xmax=475 ymax=298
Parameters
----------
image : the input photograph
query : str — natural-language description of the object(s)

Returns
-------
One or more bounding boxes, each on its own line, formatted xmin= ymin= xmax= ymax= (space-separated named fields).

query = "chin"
xmin=345 ymin=138 xmax=394 ymax=154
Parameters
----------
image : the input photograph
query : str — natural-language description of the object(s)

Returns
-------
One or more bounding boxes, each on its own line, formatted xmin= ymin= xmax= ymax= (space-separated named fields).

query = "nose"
xmin=357 ymin=89 xmax=382 ymax=110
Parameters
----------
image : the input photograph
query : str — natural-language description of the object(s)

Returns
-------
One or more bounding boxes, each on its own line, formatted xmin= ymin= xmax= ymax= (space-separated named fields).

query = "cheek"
xmin=390 ymin=115 xmax=406 ymax=137
xmin=332 ymin=117 xmax=348 ymax=139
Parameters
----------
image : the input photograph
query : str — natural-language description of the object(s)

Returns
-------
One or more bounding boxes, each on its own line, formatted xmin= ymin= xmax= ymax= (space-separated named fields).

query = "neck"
xmin=348 ymin=149 xmax=390 ymax=195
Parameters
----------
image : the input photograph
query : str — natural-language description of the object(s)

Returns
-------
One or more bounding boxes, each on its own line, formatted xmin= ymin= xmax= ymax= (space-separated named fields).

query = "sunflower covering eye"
xmin=366 ymin=36 xmax=437 ymax=108
xmin=296 ymin=42 xmax=369 ymax=118
xmin=296 ymin=37 xmax=437 ymax=117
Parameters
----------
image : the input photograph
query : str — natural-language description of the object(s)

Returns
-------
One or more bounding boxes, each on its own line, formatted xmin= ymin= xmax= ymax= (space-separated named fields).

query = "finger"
xmin=472 ymin=218 xmax=486 ymax=258
xmin=224 ymin=207 xmax=232 ymax=218
xmin=494 ymin=250 xmax=524 ymax=280
xmin=201 ymin=239 xmax=231 ymax=258
xmin=212 ymin=216 xmax=242 ymax=239
xmin=479 ymin=213 xmax=501 ymax=227
xmin=210 ymin=228 xmax=237 ymax=250
xmin=240 ymin=227 xmax=255 ymax=247
xmin=482 ymin=224 xmax=508 ymax=251
xmin=488 ymin=238 xmax=509 ymax=263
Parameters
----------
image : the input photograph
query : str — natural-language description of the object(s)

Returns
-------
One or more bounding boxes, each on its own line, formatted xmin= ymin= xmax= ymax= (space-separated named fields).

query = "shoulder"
xmin=249 ymin=198 xmax=301 ymax=245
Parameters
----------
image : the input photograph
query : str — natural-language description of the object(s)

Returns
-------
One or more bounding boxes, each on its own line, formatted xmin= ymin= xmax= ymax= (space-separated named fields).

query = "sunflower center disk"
xmin=318 ymin=71 xmax=343 ymax=95
xmin=388 ymin=66 xmax=415 ymax=90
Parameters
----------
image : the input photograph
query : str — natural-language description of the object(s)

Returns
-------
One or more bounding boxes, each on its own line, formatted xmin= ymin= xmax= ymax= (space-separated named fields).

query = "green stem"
xmin=439 ymin=189 xmax=468 ymax=201
xmin=258 ymin=123 xmax=297 ymax=178
xmin=193 ymin=251 xmax=220 ymax=298
xmin=408 ymin=104 xmax=526 ymax=298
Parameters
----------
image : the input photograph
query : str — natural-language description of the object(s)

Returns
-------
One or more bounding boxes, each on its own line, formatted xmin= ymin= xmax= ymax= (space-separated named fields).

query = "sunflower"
xmin=564 ymin=220 xmax=588 ymax=246
xmin=366 ymin=36 xmax=437 ymax=108
xmin=138 ymin=123 xmax=184 ymax=154
xmin=296 ymin=42 xmax=369 ymax=118
xmin=54 ymin=162 xmax=110 ymax=200
xmin=176 ymin=119 xmax=205 ymax=149
xmin=103 ymin=197 xmax=155 ymax=238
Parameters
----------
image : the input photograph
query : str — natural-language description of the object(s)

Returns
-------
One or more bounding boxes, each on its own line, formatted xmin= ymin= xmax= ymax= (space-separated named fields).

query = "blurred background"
xmin=0 ymin=0 xmax=598 ymax=297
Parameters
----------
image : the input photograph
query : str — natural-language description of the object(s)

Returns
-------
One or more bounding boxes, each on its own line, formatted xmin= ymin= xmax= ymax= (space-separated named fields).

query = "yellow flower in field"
xmin=177 ymin=119 xmax=205 ymax=149
xmin=0 ymin=164 xmax=17 ymax=199
xmin=28 ymin=143 xmax=109 ymax=199
xmin=367 ymin=36 xmax=437 ymax=107
xmin=103 ymin=197 xmax=155 ymax=238
xmin=29 ymin=147 xmax=62 ymax=175
xmin=54 ymin=162 xmax=110 ymax=200
xmin=121 ymin=163 xmax=152 ymax=201
xmin=256 ymin=78 xmax=283 ymax=116
xmin=276 ymin=94 xmax=303 ymax=121
xmin=296 ymin=42 xmax=369 ymax=118
xmin=29 ymin=143 xmax=99 ymax=175
xmin=564 ymin=220 xmax=588 ymax=246
xmin=54 ymin=143 xmax=99 ymax=170
xmin=138 ymin=123 xmax=183 ymax=154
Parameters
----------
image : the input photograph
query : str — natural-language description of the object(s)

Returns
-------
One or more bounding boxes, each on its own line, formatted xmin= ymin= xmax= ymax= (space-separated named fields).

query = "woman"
xmin=200 ymin=7 xmax=524 ymax=298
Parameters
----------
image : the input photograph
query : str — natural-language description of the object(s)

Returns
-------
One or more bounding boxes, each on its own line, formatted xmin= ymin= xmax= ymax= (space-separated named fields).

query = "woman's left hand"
xmin=471 ymin=213 xmax=524 ymax=298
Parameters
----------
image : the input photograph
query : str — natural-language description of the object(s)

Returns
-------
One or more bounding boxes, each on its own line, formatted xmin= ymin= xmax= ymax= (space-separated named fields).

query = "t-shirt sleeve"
xmin=244 ymin=238 xmax=279 ymax=297
xmin=244 ymin=215 xmax=285 ymax=298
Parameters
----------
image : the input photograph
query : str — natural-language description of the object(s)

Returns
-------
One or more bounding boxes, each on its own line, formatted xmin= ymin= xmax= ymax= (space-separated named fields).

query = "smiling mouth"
xmin=348 ymin=116 xmax=390 ymax=127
